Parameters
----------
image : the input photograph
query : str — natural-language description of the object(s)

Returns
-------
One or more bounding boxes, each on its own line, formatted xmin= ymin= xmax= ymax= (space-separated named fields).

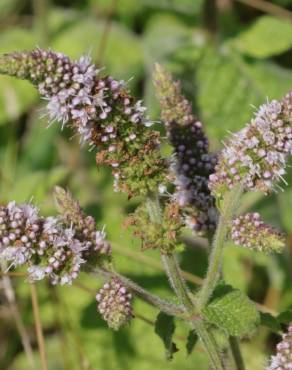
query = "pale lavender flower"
xmin=0 ymin=199 xmax=112 ymax=285
xmin=267 ymin=325 xmax=292 ymax=370
xmin=0 ymin=48 xmax=167 ymax=197
xmin=210 ymin=94 xmax=292 ymax=197
xmin=94 ymin=230 xmax=112 ymax=255
xmin=231 ymin=213 xmax=285 ymax=253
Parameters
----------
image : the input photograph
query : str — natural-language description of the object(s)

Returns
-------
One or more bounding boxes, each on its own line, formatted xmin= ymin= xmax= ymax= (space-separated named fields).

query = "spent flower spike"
xmin=0 ymin=48 xmax=167 ymax=196
xmin=231 ymin=213 xmax=285 ymax=253
xmin=96 ymin=278 xmax=133 ymax=330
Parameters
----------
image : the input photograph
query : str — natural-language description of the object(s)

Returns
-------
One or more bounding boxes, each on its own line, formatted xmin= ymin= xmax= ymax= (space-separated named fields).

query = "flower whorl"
xmin=0 ymin=49 xmax=167 ymax=196
xmin=231 ymin=213 xmax=285 ymax=253
xmin=0 ymin=195 xmax=111 ymax=285
xmin=153 ymin=64 xmax=218 ymax=232
xmin=96 ymin=278 xmax=133 ymax=330
xmin=210 ymin=95 xmax=292 ymax=198
xmin=267 ymin=324 xmax=292 ymax=370
xmin=125 ymin=200 xmax=184 ymax=253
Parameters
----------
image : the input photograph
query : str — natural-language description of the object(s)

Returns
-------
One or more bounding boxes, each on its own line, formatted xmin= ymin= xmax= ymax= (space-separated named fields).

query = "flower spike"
xmin=210 ymin=95 xmax=292 ymax=198
xmin=0 ymin=49 xmax=168 ymax=196
xmin=153 ymin=64 xmax=218 ymax=232
xmin=0 ymin=198 xmax=111 ymax=285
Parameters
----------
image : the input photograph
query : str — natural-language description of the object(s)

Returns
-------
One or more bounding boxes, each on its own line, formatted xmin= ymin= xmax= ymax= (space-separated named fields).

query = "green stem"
xmin=229 ymin=337 xmax=246 ymax=370
xmin=198 ymin=184 xmax=243 ymax=310
xmin=193 ymin=320 xmax=225 ymax=370
xmin=146 ymin=195 xmax=193 ymax=312
xmin=161 ymin=253 xmax=194 ymax=312
xmin=146 ymin=195 xmax=225 ymax=370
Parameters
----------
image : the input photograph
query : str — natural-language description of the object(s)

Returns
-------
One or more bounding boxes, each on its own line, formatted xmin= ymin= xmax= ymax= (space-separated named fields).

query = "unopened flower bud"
xmin=96 ymin=278 xmax=133 ymax=330
xmin=231 ymin=213 xmax=285 ymax=253
xmin=54 ymin=186 xmax=86 ymax=229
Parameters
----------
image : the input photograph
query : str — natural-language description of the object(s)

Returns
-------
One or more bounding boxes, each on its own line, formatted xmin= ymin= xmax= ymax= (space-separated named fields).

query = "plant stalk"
xmin=146 ymin=195 xmax=225 ymax=370
xmin=161 ymin=253 xmax=194 ymax=312
xmin=198 ymin=184 xmax=243 ymax=310
xmin=30 ymin=283 xmax=48 ymax=370
xmin=1 ymin=263 xmax=35 ymax=369
xmin=193 ymin=320 xmax=225 ymax=370
xmin=229 ymin=336 xmax=246 ymax=370
xmin=146 ymin=195 xmax=194 ymax=312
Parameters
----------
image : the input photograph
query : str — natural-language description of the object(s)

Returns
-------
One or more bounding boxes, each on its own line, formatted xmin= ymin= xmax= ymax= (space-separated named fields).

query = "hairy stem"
xmin=161 ymin=253 xmax=194 ymax=312
xmin=193 ymin=320 xmax=225 ymax=370
xmin=146 ymin=195 xmax=194 ymax=312
xmin=198 ymin=184 xmax=243 ymax=310
xmin=229 ymin=336 xmax=246 ymax=370
xmin=146 ymin=195 xmax=225 ymax=370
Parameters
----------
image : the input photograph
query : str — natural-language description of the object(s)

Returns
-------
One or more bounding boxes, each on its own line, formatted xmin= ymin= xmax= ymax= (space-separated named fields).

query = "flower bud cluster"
xmin=0 ymin=49 xmax=167 ymax=197
xmin=96 ymin=278 xmax=133 ymax=330
xmin=153 ymin=64 xmax=218 ymax=232
xmin=54 ymin=186 xmax=111 ymax=259
xmin=231 ymin=213 xmax=285 ymax=253
xmin=125 ymin=201 xmax=184 ymax=253
xmin=267 ymin=324 xmax=292 ymax=370
xmin=210 ymin=95 xmax=292 ymax=198
xmin=0 ymin=200 xmax=111 ymax=285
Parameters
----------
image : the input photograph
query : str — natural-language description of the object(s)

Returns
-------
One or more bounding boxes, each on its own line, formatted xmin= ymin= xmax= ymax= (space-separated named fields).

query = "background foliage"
xmin=0 ymin=0 xmax=292 ymax=369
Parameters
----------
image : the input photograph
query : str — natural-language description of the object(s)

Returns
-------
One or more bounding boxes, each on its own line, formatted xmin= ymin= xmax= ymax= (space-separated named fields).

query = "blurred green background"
xmin=0 ymin=0 xmax=292 ymax=369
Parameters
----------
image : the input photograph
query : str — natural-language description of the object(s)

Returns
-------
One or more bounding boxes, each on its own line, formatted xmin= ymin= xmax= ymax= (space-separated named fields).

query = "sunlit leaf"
xmin=203 ymin=284 xmax=260 ymax=337
xmin=231 ymin=16 xmax=292 ymax=58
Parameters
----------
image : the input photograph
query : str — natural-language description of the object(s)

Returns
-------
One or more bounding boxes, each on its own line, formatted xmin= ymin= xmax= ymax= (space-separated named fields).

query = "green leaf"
xmin=231 ymin=16 xmax=292 ymax=58
xmin=260 ymin=312 xmax=281 ymax=333
xmin=202 ymin=284 xmax=260 ymax=337
xmin=154 ymin=311 xmax=178 ymax=360
xmin=277 ymin=309 xmax=292 ymax=324
xmin=186 ymin=330 xmax=198 ymax=355
xmin=143 ymin=14 xmax=193 ymax=63
xmin=196 ymin=46 xmax=292 ymax=142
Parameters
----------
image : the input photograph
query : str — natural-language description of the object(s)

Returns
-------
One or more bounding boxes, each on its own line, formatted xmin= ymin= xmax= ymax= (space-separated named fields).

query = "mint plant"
xmin=0 ymin=48 xmax=290 ymax=370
